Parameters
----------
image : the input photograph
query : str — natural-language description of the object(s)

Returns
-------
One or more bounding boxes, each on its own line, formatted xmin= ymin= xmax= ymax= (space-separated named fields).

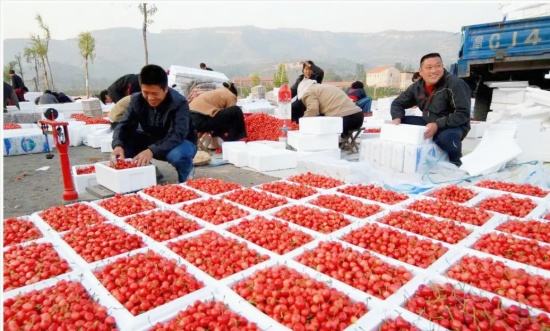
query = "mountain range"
xmin=3 ymin=26 xmax=462 ymax=92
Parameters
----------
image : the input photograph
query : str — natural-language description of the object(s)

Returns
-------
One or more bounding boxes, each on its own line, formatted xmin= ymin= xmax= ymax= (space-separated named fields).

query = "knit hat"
xmin=297 ymin=79 xmax=317 ymax=100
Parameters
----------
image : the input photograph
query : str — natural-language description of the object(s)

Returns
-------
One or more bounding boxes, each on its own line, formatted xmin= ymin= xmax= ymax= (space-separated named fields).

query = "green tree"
xmin=138 ymin=3 xmax=157 ymax=65
xmin=24 ymin=46 xmax=41 ymax=91
xmin=405 ymin=64 xmax=415 ymax=72
xmin=251 ymin=73 xmax=260 ymax=86
xmin=78 ymin=32 xmax=96 ymax=98
xmin=273 ymin=63 xmax=289 ymax=87
xmin=394 ymin=62 xmax=404 ymax=71
xmin=3 ymin=61 xmax=16 ymax=83
xmin=29 ymin=34 xmax=49 ymax=90
xmin=35 ymin=14 xmax=54 ymax=90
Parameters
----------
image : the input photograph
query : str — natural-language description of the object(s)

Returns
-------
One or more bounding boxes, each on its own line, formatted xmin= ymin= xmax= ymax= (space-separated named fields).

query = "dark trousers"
xmin=191 ymin=106 xmax=247 ymax=141
xmin=291 ymin=99 xmax=306 ymax=123
xmin=342 ymin=112 xmax=364 ymax=136
xmin=122 ymin=132 xmax=197 ymax=183
xmin=401 ymin=116 xmax=464 ymax=164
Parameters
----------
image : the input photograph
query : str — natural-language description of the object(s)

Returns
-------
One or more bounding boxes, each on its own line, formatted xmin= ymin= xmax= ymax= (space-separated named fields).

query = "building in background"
xmin=232 ymin=76 xmax=274 ymax=89
xmin=399 ymin=72 xmax=415 ymax=89
xmin=366 ymin=66 xmax=401 ymax=88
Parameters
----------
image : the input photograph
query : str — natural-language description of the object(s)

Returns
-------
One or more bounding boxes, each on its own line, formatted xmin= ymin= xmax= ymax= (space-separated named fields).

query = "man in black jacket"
xmin=9 ymin=70 xmax=26 ymax=101
xmin=391 ymin=53 xmax=471 ymax=167
xmin=111 ymin=64 xmax=198 ymax=182
xmin=103 ymin=73 xmax=141 ymax=104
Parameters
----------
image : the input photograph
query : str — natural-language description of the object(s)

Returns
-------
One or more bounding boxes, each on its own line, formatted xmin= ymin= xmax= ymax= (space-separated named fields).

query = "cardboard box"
xmin=94 ymin=161 xmax=156 ymax=193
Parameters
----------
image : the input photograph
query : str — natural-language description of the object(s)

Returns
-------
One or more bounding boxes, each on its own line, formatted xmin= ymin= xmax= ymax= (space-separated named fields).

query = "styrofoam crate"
xmin=299 ymin=116 xmax=343 ymax=135
xmin=287 ymin=130 xmax=339 ymax=151
xmin=138 ymin=285 xmax=288 ymax=331
xmin=335 ymin=183 xmax=412 ymax=208
xmin=221 ymin=141 xmax=246 ymax=161
xmin=471 ymin=181 xmax=550 ymax=200
xmin=220 ymin=258 xmax=383 ymax=327
xmin=71 ymin=164 xmax=98 ymax=194
xmin=300 ymin=191 xmax=388 ymax=219
xmin=325 ymin=210 xmax=462 ymax=269
xmin=94 ymin=160 xmax=156 ymax=194
xmin=296 ymin=147 xmax=341 ymax=160
xmin=173 ymin=195 xmax=257 ymax=226
xmin=466 ymin=186 xmax=547 ymax=219
xmin=466 ymin=120 xmax=488 ymax=138
xmin=392 ymin=272 xmax=550 ymax=325
xmin=402 ymin=142 xmax=448 ymax=174
xmin=349 ymin=305 xmax=447 ymax=331
xmin=83 ymin=133 xmax=111 ymax=148
xmin=219 ymin=187 xmax=291 ymax=214
xmin=248 ymin=148 xmax=298 ymax=172
xmin=137 ymin=184 xmax=206 ymax=208
xmin=85 ymin=245 xmax=218 ymax=331
xmin=3 ymin=237 xmax=82 ymax=295
xmin=162 ymin=227 xmax=278 ymax=281
xmin=420 ymin=184 xmax=481 ymax=205
xmin=253 ymin=179 xmax=319 ymax=201
xmin=30 ymin=201 xmax=117 ymax=235
xmin=246 ymin=140 xmax=287 ymax=149
xmin=284 ymin=238 xmax=424 ymax=307
xmin=91 ymin=193 xmax=161 ymax=220
xmin=3 ymin=215 xmax=51 ymax=245
xmin=380 ymin=123 xmax=432 ymax=145
xmin=228 ymin=145 xmax=250 ymax=167
xmin=100 ymin=136 xmax=113 ymax=153
xmin=487 ymin=215 xmax=550 ymax=244
xmin=401 ymin=194 xmax=503 ymax=228
xmin=218 ymin=214 xmax=326 ymax=255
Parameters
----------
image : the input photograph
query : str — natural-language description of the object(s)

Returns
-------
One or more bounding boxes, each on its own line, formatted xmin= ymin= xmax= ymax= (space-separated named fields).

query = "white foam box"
xmin=359 ymin=139 xmax=371 ymax=162
xmin=298 ymin=116 xmax=342 ymax=135
xmin=246 ymin=140 xmax=286 ymax=149
xmin=491 ymin=88 xmax=526 ymax=104
xmin=248 ymin=148 xmax=298 ymax=171
xmin=3 ymin=132 xmax=55 ymax=156
xmin=100 ymin=136 xmax=113 ymax=153
xmin=402 ymin=142 xmax=448 ymax=174
xmin=221 ymin=141 xmax=246 ymax=161
xmin=72 ymin=164 xmax=98 ymax=194
xmin=296 ymin=148 xmax=341 ymax=160
xmin=363 ymin=117 xmax=387 ymax=128
xmin=466 ymin=120 xmax=488 ymax=138
xmin=94 ymin=160 xmax=156 ymax=194
xmin=391 ymin=143 xmax=405 ymax=172
xmin=369 ymin=138 xmax=383 ymax=164
xmin=380 ymin=123 xmax=432 ymax=145
xmin=287 ymin=130 xmax=339 ymax=151
xmin=84 ymin=133 xmax=111 ymax=148
xmin=380 ymin=141 xmax=394 ymax=167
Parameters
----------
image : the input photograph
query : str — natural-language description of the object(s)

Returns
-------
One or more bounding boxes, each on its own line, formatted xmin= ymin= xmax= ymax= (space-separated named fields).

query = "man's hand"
xmin=110 ymin=147 xmax=125 ymax=166
xmin=134 ymin=149 xmax=153 ymax=167
xmin=424 ymin=122 xmax=438 ymax=139
xmin=392 ymin=118 xmax=401 ymax=125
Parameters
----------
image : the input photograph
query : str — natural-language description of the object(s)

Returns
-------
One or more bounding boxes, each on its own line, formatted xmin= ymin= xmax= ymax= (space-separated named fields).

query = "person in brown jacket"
xmin=189 ymin=82 xmax=247 ymax=150
xmin=108 ymin=95 xmax=131 ymax=129
xmin=298 ymin=79 xmax=363 ymax=137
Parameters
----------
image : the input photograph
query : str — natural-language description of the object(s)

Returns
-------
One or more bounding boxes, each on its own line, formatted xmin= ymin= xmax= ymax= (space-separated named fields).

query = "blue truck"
xmin=453 ymin=15 xmax=550 ymax=120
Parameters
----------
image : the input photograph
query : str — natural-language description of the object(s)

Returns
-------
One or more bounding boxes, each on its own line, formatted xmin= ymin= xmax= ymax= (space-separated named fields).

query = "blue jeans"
xmin=400 ymin=116 xmax=464 ymax=165
xmin=123 ymin=135 xmax=198 ymax=183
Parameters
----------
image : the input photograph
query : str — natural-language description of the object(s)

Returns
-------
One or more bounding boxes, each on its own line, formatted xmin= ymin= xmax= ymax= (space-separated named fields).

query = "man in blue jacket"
xmin=391 ymin=53 xmax=471 ymax=167
xmin=111 ymin=64 xmax=198 ymax=182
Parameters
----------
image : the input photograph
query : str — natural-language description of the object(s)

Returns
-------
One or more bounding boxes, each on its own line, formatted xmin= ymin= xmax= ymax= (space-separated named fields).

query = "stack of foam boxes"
xmin=221 ymin=117 xmax=342 ymax=173
xmin=371 ymin=97 xmax=395 ymax=121
xmin=360 ymin=124 xmax=447 ymax=174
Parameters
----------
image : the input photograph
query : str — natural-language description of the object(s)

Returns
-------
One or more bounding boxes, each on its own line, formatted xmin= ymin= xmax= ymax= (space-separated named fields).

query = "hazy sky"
xmin=2 ymin=1 xmax=506 ymax=40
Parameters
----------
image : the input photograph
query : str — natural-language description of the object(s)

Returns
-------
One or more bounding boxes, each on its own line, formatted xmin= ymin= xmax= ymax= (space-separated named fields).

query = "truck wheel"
xmin=473 ymin=83 xmax=492 ymax=121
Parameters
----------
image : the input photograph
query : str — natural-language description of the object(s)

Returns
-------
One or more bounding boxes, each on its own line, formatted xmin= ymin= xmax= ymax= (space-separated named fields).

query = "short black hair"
xmin=420 ymin=53 xmax=442 ymax=67
xmin=412 ymin=72 xmax=421 ymax=82
xmin=99 ymin=89 xmax=108 ymax=104
xmin=200 ymin=63 xmax=206 ymax=68
xmin=44 ymin=89 xmax=52 ymax=94
xmin=223 ymin=82 xmax=238 ymax=96
xmin=351 ymin=81 xmax=364 ymax=89
xmin=139 ymin=64 xmax=168 ymax=89
xmin=9 ymin=69 xmax=15 ymax=74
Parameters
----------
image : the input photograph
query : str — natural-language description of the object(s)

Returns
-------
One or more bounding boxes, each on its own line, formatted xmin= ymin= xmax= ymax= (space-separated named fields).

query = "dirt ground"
xmin=2 ymin=146 xmax=278 ymax=219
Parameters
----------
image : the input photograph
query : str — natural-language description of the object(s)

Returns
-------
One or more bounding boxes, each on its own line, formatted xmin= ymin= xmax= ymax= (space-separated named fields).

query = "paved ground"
xmin=3 ymin=146 xmax=279 ymax=219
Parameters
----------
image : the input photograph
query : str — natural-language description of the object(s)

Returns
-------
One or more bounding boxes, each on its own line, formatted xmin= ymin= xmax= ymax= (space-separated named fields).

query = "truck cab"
xmin=454 ymin=16 xmax=550 ymax=120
